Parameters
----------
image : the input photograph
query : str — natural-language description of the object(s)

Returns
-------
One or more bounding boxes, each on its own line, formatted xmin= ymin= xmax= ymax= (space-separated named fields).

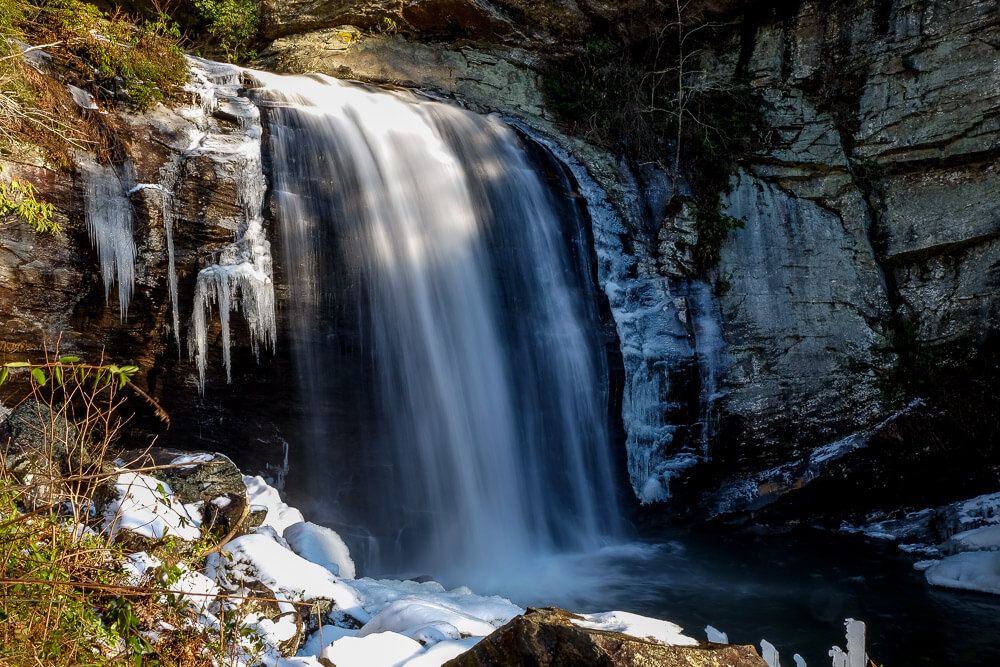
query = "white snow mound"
xmin=321 ymin=632 xmax=423 ymax=667
xmin=571 ymin=611 xmax=698 ymax=646
xmin=357 ymin=598 xmax=496 ymax=645
xmin=104 ymin=472 xmax=202 ymax=541
xmin=924 ymin=551 xmax=1000 ymax=595
xmin=243 ymin=475 xmax=304 ymax=535
xmin=284 ymin=521 xmax=356 ymax=579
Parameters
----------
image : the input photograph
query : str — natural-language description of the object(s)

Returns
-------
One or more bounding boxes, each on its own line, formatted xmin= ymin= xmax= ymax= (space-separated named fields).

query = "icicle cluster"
xmin=81 ymin=158 xmax=137 ymax=320
xmin=184 ymin=55 xmax=242 ymax=119
xmin=185 ymin=62 xmax=276 ymax=393
xmin=158 ymin=157 xmax=183 ymax=355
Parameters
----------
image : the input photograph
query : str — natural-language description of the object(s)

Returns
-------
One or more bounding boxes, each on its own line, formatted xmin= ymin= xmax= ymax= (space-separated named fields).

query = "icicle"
xmin=187 ymin=140 xmax=275 ymax=392
xmin=793 ymin=655 xmax=807 ymax=667
xmin=189 ymin=259 xmax=274 ymax=391
xmin=81 ymin=158 xmax=137 ymax=319
xmin=158 ymin=157 xmax=183 ymax=355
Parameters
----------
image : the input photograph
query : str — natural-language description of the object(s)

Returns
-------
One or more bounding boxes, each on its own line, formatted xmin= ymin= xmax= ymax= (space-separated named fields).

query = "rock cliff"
xmin=1 ymin=0 xmax=997 ymax=526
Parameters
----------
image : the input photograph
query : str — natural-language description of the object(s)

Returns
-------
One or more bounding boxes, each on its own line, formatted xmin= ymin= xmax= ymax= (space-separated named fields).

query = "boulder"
xmin=118 ymin=448 xmax=255 ymax=540
xmin=0 ymin=400 xmax=86 ymax=510
xmin=446 ymin=607 xmax=766 ymax=666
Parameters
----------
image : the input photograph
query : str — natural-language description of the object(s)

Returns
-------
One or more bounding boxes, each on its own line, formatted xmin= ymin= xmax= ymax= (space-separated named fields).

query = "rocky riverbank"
xmin=0 ymin=396 xmax=769 ymax=666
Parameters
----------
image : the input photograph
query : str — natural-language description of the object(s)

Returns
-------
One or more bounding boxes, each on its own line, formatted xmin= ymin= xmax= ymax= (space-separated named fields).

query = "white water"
xmin=80 ymin=157 xmax=136 ymax=319
xmin=248 ymin=72 xmax=622 ymax=578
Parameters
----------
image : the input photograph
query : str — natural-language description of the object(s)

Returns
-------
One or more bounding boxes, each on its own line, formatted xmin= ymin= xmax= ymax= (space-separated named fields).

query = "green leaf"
xmin=4 ymin=361 xmax=29 ymax=368
xmin=31 ymin=368 xmax=47 ymax=386
xmin=119 ymin=373 xmax=128 ymax=389
xmin=58 ymin=355 xmax=81 ymax=364
xmin=54 ymin=366 xmax=63 ymax=386
xmin=0 ymin=368 xmax=7 ymax=386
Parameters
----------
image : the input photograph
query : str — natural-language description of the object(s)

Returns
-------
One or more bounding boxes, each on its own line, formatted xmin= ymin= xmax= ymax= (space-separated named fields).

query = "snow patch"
xmin=924 ymin=552 xmax=1000 ymax=595
xmin=284 ymin=521 xmax=357 ymax=579
xmin=571 ymin=611 xmax=697 ymax=646
xmin=321 ymin=632 xmax=423 ymax=667
xmin=208 ymin=533 xmax=360 ymax=609
xmin=103 ymin=473 xmax=201 ymax=541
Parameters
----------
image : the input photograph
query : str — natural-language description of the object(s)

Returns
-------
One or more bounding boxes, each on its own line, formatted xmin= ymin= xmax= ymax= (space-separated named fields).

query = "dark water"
xmin=423 ymin=526 xmax=999 ymax=667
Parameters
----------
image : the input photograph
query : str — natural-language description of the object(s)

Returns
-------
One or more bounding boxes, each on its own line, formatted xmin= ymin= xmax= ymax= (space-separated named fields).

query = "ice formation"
xmin=81 ymin=157 xmax=137 ymax=319
xmin=184 ymin=60 xmax=276 ymax=391
xmin=158 ymin=157 xmax=183 ymax=354
xmin=705 ymin=625 xmax=729 ymax=644
xmin=761 ymin=639 xmax=781 ymax=667
xmin=829 ymin=619 xmax=867 ymax=667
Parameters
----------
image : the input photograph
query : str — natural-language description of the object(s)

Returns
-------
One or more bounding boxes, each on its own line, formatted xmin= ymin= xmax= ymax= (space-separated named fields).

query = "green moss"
xmin=692 ymin=202 xmax=743 ymax=269
xmin=20 ymin=0 xmax=188 ymax=111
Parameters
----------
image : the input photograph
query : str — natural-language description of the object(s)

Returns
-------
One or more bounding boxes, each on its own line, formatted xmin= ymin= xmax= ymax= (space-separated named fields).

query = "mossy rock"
xmin=446 ymin=607 xmax=766 ymax=667
xmin=118 ymin=448 xmax=258 ymax=540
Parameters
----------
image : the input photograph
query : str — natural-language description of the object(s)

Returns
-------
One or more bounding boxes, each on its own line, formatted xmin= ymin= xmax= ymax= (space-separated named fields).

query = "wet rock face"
xmin=446 ymin=607 xmax=767 ymax=667
xmin=2 ymin=0 xmax=997 ymax=522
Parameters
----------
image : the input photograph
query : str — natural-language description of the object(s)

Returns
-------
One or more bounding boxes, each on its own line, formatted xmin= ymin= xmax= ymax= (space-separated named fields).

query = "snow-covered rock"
xmin=284 ymin=521 xmax=356 ymax=579
xmin=208 ymin=533 xmax=360 ymax=610
xmin=571 ymin=610 xmax=697 ymax=646
xmin=942 ymin=525 xmax=1000 ymax=555
xmin=243 ymin=475 xmax=304 ymax=535
xmin=840 ymin=489 xmax=1000 ymax=596
xmin=104 ymin=472 xmax=202 ymax=541
xmin=924 ymin=552 xmax=1000 ymax=595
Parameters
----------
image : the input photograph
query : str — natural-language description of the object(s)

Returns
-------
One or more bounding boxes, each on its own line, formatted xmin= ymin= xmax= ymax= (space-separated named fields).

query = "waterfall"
xmin=248 ymin=72 xmax=622 ymax=577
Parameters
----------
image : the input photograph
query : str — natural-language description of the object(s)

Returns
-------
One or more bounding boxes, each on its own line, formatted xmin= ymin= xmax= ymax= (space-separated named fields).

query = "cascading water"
xmin=247 ymin=72 xmax=622 ymax=580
